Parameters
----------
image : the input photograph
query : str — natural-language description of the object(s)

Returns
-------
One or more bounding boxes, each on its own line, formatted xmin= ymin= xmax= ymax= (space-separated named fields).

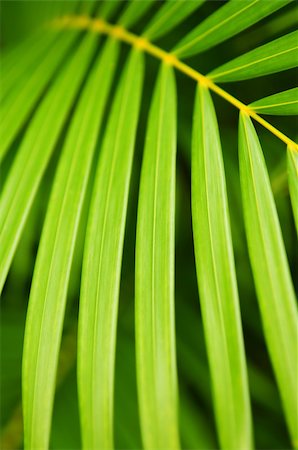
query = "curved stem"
xmin=52 ymin=15 xmax=298 ymax=152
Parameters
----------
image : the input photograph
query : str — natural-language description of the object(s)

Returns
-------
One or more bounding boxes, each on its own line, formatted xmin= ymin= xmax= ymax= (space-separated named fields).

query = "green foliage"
xmin=135 ymin=63 xmax=179 ymax=449
xmin=239 ymin=113 xmax=298 ymax=444
xmin=192 ymin=85 xmax=252 ymax=449
xmin=287 ymin=147 xmax=298 ymax=233
xmin=1 ymin=1 xmax=297 ymax=450
xmin=143 ymin=0 xmax=204 ymax=40
xmin=173 ymin=0 xmax=291 ymax=57
xmin=250 ymin=88 xmax=298 ymax=115
xmin=209 ymin=31 xmax=298 ymax=81
xmin=78 ymin=46 xmax=143 ymax=450
xmin=22 ymin=36 xmax=119 ymax=450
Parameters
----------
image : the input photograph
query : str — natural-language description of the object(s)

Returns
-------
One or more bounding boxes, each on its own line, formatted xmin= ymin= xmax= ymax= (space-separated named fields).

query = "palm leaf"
xmin=78 ymin=48 xmax=144 ymax=450
xmin=143 ymin=0 xmax=204 ymax=41
xmin=1 ymin=3 xmax=297 ymax=449
xmin=192 ymin=84 xmax=252 ymax=450
xmin=173 ymin=0 xmax=291 ymax=57
xmin=0 ymin=34 xmax=97 ymax=292
xmin=0 ymin=30 xmax=57 ymax=102
xmin=239 ymin=112 xmax=298 ymax=445
xmin=0 ymin=30 xmax=82 ymax=161
xmin=209 ymin=31 xmax=298 ymax=82
xmin=287 ymin=145 xmax=298 ymax=234
xmin=22 ymin=37 xmax=118 ymax=450
xmin=250 ymin=88 xmax=298 ymax=115
xmin=118 ymin=0 xmax=154 ymax=28
xmin=135 ymin=63 xmax=180 ymax=449
xmin=97 ymin=0 xmax=123 ymax=20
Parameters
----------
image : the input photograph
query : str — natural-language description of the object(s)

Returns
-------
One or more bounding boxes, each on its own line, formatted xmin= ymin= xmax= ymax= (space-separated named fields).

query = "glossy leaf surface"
xmin=287 ymin=145 xmax=298 ymax=234
xmin=209 ymin=31 xmax=298 ymax=82
xmin=144 ymin=0 xmax=204 ymax=41
xmin=135 ymin=63 xmax=180 ymax=449
xmin=0 ymin=35 xmax=97 ymax=292
xmin=173 ymin=0 xmax=291 ymax=58
xmin=239 ymin=113 xmax=298 ymax=444
xmin=192 ymin=84 xmax=252 ymax=450
xmin=250 ymin=88 xmax=298 ymax=115
xmin=22 ymin=38 xmax=119 ymax=450
xmin=78 ymin=49 xmax=144 ymax=450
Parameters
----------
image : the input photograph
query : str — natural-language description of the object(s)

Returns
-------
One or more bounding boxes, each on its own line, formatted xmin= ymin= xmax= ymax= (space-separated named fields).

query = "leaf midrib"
xmin=52 ymin=15 xmax=298 ymax=151
xmin=175 ymin=0 xmax=259 ymax=55
xmin=211 ymin=46 xmax=298 ymax=80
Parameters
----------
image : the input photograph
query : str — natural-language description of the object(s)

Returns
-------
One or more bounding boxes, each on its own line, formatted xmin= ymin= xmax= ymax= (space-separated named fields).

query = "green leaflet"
xmin=143 ymin=0 xmax=204 ymax=41
xmin=209 ymin=31 xmax=298 ymax=82
xmin=118 ymin=0 xmax=154 ymax=28
xmin=78 ymin=49 xmax=144 ymax=450
xmin=22 ymin=38 xmax=119 ymax=450
xmin=0 ymin=30 xmax=58 ymax=103
xmin=0 ymin=34 xmax=97 ymax=293
xmin=173 ymin=0 xmax=291 ymax=58
xmin=239 ymin=113 xmax=298 ymax=445
xmin=192 ymin=85 xmax=252 ymax=450
xmin=249 ymin=88 xmax=298 ymax=115
xmin=287 ymin=146 xmax=298 ymax=234
xmin=98 ymin=0 xmax=123 ymax=20
xmin=0 ymin=30 xmax=80 ymax=161
xmin=135 ymin=63 xmax=180 ymax=450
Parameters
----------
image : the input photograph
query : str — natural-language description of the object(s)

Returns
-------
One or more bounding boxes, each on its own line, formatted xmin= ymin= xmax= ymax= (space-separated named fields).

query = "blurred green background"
xmin=1 ymin=1 xmax=297 ymax=448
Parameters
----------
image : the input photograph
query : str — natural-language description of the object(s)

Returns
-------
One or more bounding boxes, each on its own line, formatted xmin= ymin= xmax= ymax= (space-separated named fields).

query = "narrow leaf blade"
xmin=1 ymin=30 xmax=58 ymax=103
xmin=192 ymin=84 xmax=253 ymax=450
xmin=135 ymin=63 xmax=180 ymax=449
xmin=209 ymin=31 xmax=298 ymax=82
xmin=0 ymin=29 xmax=81 ymax=161
xmin=173 ymin=0 xmax=291 ymax=58
xmin=249 ymin=88 xmax=298 ymax=115
xmin=287 ymin=145 xmax=298 ymax=234
xmin=0 ymin=34 xmax=97 ymax=293
xmin=239 ymin=113 xmax=298 ymax=445
xmin=144 ymin=0 xmax=204 ymax=41
xmin=118 ymin=0 xmax=154 ymax=28
xmin=22 ymin=38 xmax=119 ymax=450
xmin=78 ymin=49 xmax=144 ymax=450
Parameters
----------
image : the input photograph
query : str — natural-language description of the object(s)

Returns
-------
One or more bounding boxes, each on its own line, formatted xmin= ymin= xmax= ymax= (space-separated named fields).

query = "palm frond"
xmin=1 ymin=2 xmax=297 ymax=449
xmin=173 ymin=0 xmax=291 ymax=57
xmin=239 ymin=112 xmax=298 ymax=445
xmin=97 ymin=0 xmax=123 ymax=20
xmin=192 ymin=85 xmax=252 ymax=450
xmin=250 ymin=88 xmax=298 ymax=115
xmin=0 ymin=34 xmax=97 ymax=292
xmin=78 ymin=47 xmax=143 ymax=450
xmin=22 ymin=37 xmax=118 ymax=450
xmin=143 ymin=0 xmax=204 ymax=40
xmin=0 ymin=30 xmax=81 ymax=160
xmin=118 ymin=0 xmax=154 ymax=28
xmin=135 ymin=63 xmax=180 ymax=449
xmin=1 ymin=30 xmax=57 ymax=103
xmin=287 ymin=146 xmax=298 ymax=234
xmin=209 ymin=30 xmax=298 ymax=81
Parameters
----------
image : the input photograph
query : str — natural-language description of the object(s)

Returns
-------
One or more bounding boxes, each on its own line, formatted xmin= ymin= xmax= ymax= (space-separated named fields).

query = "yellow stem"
xmin=52 ymin=15 xmax=298 ymax=152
